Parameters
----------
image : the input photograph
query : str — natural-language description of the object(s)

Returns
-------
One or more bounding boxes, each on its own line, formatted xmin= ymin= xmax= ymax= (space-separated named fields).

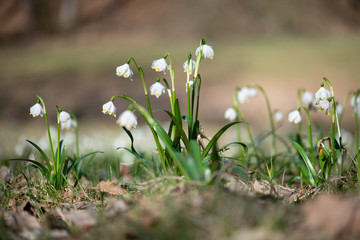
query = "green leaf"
xmin=26 ymin=140 xmax=51 ymax=170
xmin=161 ymin=109 xmax=190 ymax=150
xmin=66 ymin=151 xmax=102 ymax=175
xmin=202 ymin=121 xmax=243 ymax=159
xmin=218 ymin=141 xmax=248 ymax=157
xmin=292 ymin=140 xmax=318 ymax=186
xmin=4 ymin=158 xmax=50 ymax=178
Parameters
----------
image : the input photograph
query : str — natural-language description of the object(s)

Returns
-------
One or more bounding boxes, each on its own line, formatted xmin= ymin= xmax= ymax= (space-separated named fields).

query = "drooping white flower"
xmin=183 ymin=59 xmax=196 ymax=74
xmin=185 ymin=80 xmax=194 ymax=92
xmin=350 ymin=95 xmax=360 ymax=107
xmin=274 ymin=111 xmax=283 ymax=122
xmin=117 ymin=110 xmax=137 ymax=130
xmin=102 ymin=101 xmax=117 ymax=117
xmin=315 ymin=87 xmax=331 ymax=101
xmin=195 ymin=44 xmax=214 ymax=59
xmin=151 ymin=58 xmax=168 ymax=73
xmin=30 ymin=103 xmax=44 ymax=117
xmin=248 ymin=88 xmax=258 ymax=97
xmin=237 ymin=87 xmax=258 ymax=104
xmin=336 ymin=104 xmax=343 ymax=115
xmin=150 ymin=82 xmax=166 ymax=98
xmin=59 ymin=111 xmax=71 ymax=124
xmin=224 ymin=107 xmax=237 ymax=121
xmin=116 ymin=63 xmax=133 ymax=79
xmin=302 ymin=91 xmax=314 ymax=105
xmin=61 ymin=118 xmax=77 ymax=130
xmin=288 ymin=110 xmax=302 ymax=124
xmin=318 ymin=100 xmax=331 ymax=115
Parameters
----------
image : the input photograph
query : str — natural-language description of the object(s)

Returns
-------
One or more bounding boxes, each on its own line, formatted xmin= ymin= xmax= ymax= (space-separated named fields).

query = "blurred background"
xmin=1 ymin=0 xmax=360 ymax=158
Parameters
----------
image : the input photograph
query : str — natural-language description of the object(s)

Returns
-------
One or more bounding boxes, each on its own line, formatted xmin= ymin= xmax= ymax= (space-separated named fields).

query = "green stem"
xmin=37 ymin=96 xmax=56 ymax=169
xmin=56 ymin=109 xmax=61 ymax=174
xmin=296 ymin=89 xmax=305 ymax=140
xmin=354 ymin=90 xmax=360 ymax=187
xmin=128 ymin=57 xmax=153 ymax=117
xmin=323 ymin=77 xmax=342 ymax=173
xmin=298 ymin=106 xmax=315 ymax=168
xmin=253 ymin=84 xmax=277 ymax=154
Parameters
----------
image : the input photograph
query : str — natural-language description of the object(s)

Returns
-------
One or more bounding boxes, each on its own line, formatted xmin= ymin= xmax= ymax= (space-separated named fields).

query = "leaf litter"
xmin=1 ymin=170 xmax=360 ymax=240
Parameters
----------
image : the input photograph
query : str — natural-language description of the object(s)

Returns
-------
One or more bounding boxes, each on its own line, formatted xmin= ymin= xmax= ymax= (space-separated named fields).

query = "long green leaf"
xmin=202 ymin=122 xmax=243 ymax=158
xmin=66 ymin=151 xmax=102 ymax=175
xmin=26 ymin=140 xmax=51 ymax=170
xmin=161 ymin=109 xmax=191 ymax=150
xmin=4 ymin=158 xmax=50 ymax=178
xmin=292 ymin=140 xmax=318 ymax=186
xmin=218 ymin=141 xmax=248 ymax=157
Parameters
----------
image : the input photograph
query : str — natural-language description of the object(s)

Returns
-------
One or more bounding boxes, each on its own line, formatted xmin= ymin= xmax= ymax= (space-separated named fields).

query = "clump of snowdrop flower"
xmin=288 ymin=110 xmax=302 ymax=124
xmin=150 ymin=82 xmax=166 ymax=98
xmin=59 ymin=111 xmax=71 ymax=124
xmin=302 ymin=91 xmax=314 ymax=105
xmin=30 ymin=103 xmax=44 ymax=117
xmin=102 ymin=101 xmax=117 ymax=117
xmin=224 ymin=107 xmax=237 ymax=121
xmin=116 ymin=63 xmax=133 ymax=79
xmin=273 ymin=111 xmax=283 ymax=122
xmin=195 ymin=44 xmax=214 ymax=59
xmin=117 ymin=110 xmax=137 ymax=130
xmin=151 ymin=58 xmax=168 ymax=73
xmin=183 ymin=59 xmax=196 ymax=74
xmin=237 ymin=87 xmax=258 ymax=104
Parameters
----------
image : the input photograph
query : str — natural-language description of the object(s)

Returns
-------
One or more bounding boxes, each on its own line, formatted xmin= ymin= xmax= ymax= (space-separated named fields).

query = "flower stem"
xmin=128 ymin=58 xmax=153 ymax=117
xmin=37 ymin=96 xmax=55 ymax=170
xmin=254 ymin=84 xmax=277 ymax=155
xmin=298 ymin=106 xmax=315 ymax=168
xmin=353 ymin=90 xmax=360 ymax=187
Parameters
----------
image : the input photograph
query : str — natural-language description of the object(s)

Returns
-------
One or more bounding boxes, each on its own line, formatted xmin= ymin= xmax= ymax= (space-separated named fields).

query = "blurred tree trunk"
xmin=29 ymin=0 xmax=63 ymax=33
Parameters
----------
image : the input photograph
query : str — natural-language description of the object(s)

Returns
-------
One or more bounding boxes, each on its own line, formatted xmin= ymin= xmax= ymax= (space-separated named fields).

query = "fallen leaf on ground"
xmin=99 ymin=180 xmax=127 ymax=196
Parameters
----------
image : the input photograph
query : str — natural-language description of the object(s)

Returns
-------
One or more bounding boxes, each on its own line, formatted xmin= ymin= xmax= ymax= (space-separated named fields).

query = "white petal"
xmin=225 ymin=107 xmax=237 ymax=121
xmin=60 ymin=111 xmax=71 ymax=123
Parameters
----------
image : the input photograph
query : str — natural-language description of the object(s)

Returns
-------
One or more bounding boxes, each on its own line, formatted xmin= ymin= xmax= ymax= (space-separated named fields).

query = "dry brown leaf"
xmin=99 ymin=180 xmax=127 ymax=196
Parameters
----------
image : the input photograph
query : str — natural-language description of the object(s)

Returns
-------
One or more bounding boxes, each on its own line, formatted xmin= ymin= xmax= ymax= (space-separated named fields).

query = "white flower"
xmin=183 ymin=59 xmax=196 ymax=74
xmin=151 ymin=58 xmax=168 ymax=73
xmin=315 ymin=87 xmax=331 ymax=101
xmin=195 ymin=44 xmax=214 ymax=59
xmin=350 ymin=95 xmax=360 ymax=107
xmin=150 ymin=82 xmax=166 ymax=98
xmin=318 ymin=100 xmax=331 ymax=115
xmin=102 ymin=101 xmax=117 ymax=117
xmin=224 ymin=107 xmax=237 ymax=121
xmin=117 ymin=110 xmax=137 ymax=130
xmin=288 ymin=110 xmax=302 ymax=124
xmin=59 ymin=111 xmax=71 ymax=124
xmin=237 ymin=87 xmax=257 ymax=104
xmin=336 ymin=104 xmax=343 ymax=115
xmin=185 ymin=80 xmax=194 ymax=92
xmin=116 ymin=63 xmax=133 ymax=79
xmin=30 ymin=103 xmax=44 ymax=117
xmin=274 ymin=111 xmax=283 ymax=122
xmin=61 ymin=118 xmax=77 ymax=130
xmin=302 ymin=91 xmax=314 ymax=105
